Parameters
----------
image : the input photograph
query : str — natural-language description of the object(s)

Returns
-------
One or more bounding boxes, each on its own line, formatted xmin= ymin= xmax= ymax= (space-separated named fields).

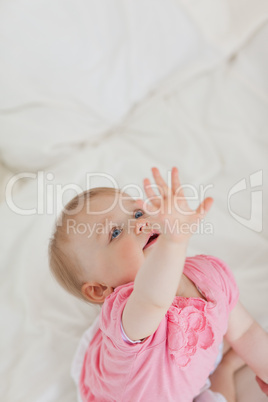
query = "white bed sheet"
xmin=0 ymin=1 xmax=268 ymax=401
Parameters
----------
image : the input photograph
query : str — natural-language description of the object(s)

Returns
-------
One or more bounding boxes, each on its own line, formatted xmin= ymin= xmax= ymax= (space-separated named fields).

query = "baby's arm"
xmin=122 ymin=167 xmax=213 ymax=342
xmin=123 ymin=235 xmax=188 ymax=342
xmin=225 ymin=300 xmax=268 ymax=385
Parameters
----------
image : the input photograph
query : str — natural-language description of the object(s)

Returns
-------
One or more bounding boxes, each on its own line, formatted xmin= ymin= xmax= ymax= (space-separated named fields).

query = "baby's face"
xmin=70 ymin=192 xmax=160 ymax=289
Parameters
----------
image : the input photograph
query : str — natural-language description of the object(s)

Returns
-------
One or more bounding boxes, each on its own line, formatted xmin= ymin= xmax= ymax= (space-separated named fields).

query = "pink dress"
xmin=79 ymin=255 xmax=239 ymax=401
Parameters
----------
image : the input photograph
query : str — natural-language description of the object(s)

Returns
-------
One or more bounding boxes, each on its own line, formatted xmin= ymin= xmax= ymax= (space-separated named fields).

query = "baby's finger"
xmin=135 ymin=198 xmax=159 ymax=214
xmin=144 ymin=178 xmax=162 ymax=210
xmin=144 ymin=178 xmax=159 ymax=200
xmin=171 ymin=167 xmax=185 ymax=198
xmin=195 ymin=197 xmax=214 ymax=217
xmin=140 ymin=180 xmax=160 ymax=214
xmin=152 ymin=167 xmax=169 ymax=198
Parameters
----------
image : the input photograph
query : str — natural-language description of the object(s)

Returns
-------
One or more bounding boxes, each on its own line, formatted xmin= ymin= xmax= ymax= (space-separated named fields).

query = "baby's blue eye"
xmin=134 ymin=209 xmax=144 ymax=219
xmin=111 ymin=228 xmax=122 ymax=240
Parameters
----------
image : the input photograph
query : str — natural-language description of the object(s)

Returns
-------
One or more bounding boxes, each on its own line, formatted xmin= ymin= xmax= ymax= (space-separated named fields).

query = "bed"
xmin=0 ymin=1 xmax=268 ymax=401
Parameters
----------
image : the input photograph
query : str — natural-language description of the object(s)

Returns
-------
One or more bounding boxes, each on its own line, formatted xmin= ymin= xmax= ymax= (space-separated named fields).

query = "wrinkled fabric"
xmin=167 ymin=298 xmax=215 ymax=368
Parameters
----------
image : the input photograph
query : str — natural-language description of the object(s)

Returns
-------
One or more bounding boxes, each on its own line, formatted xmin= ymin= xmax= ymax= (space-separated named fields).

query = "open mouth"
xmin=143 ymin=233 xmax=160 ymax=250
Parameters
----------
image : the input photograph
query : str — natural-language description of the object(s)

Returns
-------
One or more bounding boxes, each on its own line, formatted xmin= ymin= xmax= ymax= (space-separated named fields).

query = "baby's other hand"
xmin=142 ymin=167 xmax=213 ymax=244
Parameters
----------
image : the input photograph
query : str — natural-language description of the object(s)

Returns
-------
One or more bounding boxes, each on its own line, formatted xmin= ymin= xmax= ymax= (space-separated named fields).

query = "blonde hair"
xmin=48 ymin=187 xmax=118 ymax=302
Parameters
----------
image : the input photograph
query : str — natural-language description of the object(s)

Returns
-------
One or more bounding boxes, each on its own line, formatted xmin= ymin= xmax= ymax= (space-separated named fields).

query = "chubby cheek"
xmin=117 ymin=238 xmax=143 ymax=271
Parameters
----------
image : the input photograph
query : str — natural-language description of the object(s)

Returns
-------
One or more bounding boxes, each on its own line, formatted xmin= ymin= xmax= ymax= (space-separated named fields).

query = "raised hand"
xmin=141 ymin=167 xmax=213 ymax=244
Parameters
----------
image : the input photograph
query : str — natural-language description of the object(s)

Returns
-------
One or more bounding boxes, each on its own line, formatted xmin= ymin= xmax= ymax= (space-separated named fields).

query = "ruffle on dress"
xmin=167 ymin=297 xmax=215 ymax=368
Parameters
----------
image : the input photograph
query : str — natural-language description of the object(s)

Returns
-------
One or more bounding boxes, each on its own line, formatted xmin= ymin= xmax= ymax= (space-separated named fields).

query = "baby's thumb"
xmin=196 ymin=197 xmax=214 ymax=217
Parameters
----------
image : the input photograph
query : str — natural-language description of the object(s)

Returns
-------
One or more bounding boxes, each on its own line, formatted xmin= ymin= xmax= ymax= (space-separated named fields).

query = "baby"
xmin=49 ymin=167 xmax=268 ymax=402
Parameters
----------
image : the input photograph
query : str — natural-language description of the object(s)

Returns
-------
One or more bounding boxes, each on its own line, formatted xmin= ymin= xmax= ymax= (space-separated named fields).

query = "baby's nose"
xmin=135 ymin=220 xmax=150 ymax=235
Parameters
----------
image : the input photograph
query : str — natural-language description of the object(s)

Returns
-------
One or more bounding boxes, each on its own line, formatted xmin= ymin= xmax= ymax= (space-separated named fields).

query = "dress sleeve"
xmin=99 ymin=282 xmax=166 ymax=353
xmin=201 ymin=255 xmax=240 ymax=312
xmin=120 ymin=319 xmax=143 ymax=344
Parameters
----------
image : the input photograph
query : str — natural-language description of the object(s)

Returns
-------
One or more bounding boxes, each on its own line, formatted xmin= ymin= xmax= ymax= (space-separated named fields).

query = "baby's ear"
xmin=81 ymin=282 xmax=113 ymax=304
